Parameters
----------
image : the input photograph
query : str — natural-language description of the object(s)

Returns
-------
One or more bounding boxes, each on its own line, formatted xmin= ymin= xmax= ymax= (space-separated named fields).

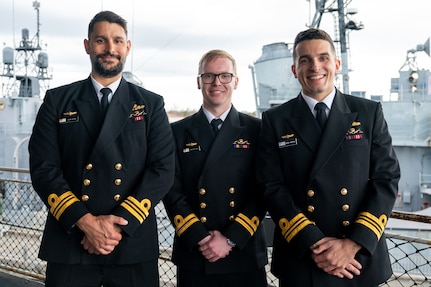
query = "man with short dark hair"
xmin=29 ymin=11 xmax=174 ymax=287
xmin=257 ymin=28 xmax=400 ymax=287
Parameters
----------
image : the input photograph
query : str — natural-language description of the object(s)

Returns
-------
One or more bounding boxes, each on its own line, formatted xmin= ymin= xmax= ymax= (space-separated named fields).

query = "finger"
xmin=341 ymin=269 xmax=354 ymax=279
xmin=347 ymin=263 xmax=361 ymax=276
xmin=350 ymin=259 xmax=363 ymax=270
xmin=112 ymin=216 xmax=128 ymax=226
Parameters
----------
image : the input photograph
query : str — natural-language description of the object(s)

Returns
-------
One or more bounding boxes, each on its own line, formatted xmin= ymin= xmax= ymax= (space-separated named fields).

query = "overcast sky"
xmin=0 ymin=0 xmax=430 ymax=112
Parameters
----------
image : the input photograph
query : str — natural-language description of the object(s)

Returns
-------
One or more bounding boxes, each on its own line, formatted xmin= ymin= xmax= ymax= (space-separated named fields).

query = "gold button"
xmin=83 ymin=179 xmax=90 ymax=186
xmin=342 ymin=220 xmax=350 ymax=226
xmin=342 ymin=204 xmax=350 ymax=211
xmin=200 ymin=202 xmax=206 ymax=209
xmin=199 ymin=188 xmax=206 ymax=195
xmin=114 ymin=178 xmax=122 ymax=186
xmin=200 ymin=217 xmax=207 ymax=223
xmin=115 ymin=163 xmax=122 ymax=170
xmin=229 ymin=187 xmax=235 ymax=194
xmin=307 ymin=189 xmax=315 ymax=197
xmin=340 ymin=188 xmax=348 ymax=196
xmin=229 ymin=215 xmax=235 ymax=221
xmin=229 ymin=201 xmax=235 ymax=207
xmin=307 ymin=205 xmax=315 ymax=213
xmin=85 ymin=163 xmax=93 ymax=170
xmin=81 ymin=194 xmax=89 ymax=201
xmin=113 ymin=194 xmax=121 ymax=201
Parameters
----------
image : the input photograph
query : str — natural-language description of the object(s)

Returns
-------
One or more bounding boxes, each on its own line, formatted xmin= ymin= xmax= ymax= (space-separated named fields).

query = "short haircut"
xmin=292 ymin=28 xmax=336 ymax=60
xmin=198 ymin=49 xmax=237 ymax=75
xmin=88 ymin=11 xmax=128 ymax=38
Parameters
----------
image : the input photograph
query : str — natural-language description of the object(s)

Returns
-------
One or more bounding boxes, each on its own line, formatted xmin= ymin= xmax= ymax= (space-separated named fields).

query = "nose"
xmin=309 ymin=59 xmax=320 ymax=71
xmin=212 ymin=75 xmax=222 ymax=85
xmin=105 ymin=40 xmax=115 ymax=53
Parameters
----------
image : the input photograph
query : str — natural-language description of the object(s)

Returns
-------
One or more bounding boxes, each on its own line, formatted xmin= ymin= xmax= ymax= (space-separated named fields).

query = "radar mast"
xmin=1 ymin=0 xmax=52 ymax=98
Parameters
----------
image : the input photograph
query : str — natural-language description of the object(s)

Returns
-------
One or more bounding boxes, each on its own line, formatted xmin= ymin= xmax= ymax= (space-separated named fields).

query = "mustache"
xmin=97 ymin=53 xmax=121 ymax=60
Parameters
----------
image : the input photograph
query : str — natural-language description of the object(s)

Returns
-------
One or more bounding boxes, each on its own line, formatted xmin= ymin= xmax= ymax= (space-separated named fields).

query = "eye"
xmin=320 ymin=55 xmax=330 ymax=61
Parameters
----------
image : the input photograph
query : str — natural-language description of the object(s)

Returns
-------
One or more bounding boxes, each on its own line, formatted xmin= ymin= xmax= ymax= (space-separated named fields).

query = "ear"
xmin=126 ymin=40 xmax=131 ymax=55
xmin=335 ymin=58 xmax=341 ymax=73
xmin=233 ymin=76 xmax=239 ymax=89
xmin=197 ymin=77 xmax=201 ymax=89
xmin=291 ymin=64 xmax=297 ymax=78
xmin=84 ymin=39 xmax=90 ymax=55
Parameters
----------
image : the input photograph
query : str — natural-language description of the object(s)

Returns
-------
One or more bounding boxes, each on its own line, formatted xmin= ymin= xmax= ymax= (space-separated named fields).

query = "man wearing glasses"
xmin=163 ymin=49 xmax=268 ymax=287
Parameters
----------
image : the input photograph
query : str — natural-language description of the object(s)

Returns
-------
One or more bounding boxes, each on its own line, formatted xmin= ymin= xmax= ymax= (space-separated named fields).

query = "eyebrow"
xmin=299 ymin=52 xmax=331 ymax=60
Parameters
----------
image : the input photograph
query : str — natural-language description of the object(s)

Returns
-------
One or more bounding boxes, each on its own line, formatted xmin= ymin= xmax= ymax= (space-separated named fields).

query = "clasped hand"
xmin=76 ymin=213 xmax=128 ymax=255
xmin=198 ymin=230 xmax=232 ymax=263
xmin=310 ymin=237 xmax=362 ymax=279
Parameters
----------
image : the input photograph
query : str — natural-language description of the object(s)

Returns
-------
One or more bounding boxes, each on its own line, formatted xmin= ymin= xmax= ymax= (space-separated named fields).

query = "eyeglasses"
xmin=199 ymin=73 xmax=235 ymax=84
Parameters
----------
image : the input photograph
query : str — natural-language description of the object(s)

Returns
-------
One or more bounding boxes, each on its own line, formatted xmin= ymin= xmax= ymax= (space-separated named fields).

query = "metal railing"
xmin=1 ymin=167 xmax=431 ymax=286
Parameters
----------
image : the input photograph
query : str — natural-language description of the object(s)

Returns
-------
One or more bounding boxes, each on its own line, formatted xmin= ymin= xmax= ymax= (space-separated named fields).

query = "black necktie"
xmin=100 ymin=88 xmax=111 ymax=116
xmin=211 ymin=118 xmax=223 ymax=136
xmin=314 ymin=102 xmax=327 ymax=130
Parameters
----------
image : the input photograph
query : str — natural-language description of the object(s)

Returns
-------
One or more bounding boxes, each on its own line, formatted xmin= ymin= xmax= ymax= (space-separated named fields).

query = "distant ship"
xmin=0 ymin=1 xmax=48 ymax=179
xmin=250 ymin=0 xmax=431 ymax=213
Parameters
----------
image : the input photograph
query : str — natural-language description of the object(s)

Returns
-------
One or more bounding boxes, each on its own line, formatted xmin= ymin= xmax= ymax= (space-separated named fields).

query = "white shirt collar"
xmin=301 ymin=88 xmax=336 ymax=117
xmin=91 ymin=75 xmax=122 ymax=103
xmin=202 ymin=105 xmax=232 ymax=123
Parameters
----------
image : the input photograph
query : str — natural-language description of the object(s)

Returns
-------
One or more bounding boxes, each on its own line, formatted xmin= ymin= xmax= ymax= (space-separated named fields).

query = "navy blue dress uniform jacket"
xmin=256 ymin=90 xmax=400 ymax=286
xmin=29 ymin=77 xmax=175 ymax=264
xmin=163 ymin=106 xmax=268 ymax=274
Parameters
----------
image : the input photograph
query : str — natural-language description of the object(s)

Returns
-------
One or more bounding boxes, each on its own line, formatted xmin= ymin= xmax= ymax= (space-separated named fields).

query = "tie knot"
xmin=100 ymin=87 xmax=112 ymax=97
xmin=314 ymin=102 xmax=327 ymax=112
xmin=211 ymin=118 xmax=223 ymax=135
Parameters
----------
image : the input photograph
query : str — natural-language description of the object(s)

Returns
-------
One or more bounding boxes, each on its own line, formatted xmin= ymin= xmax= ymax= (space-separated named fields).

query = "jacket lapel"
xmin=74 ymin=78 xmax=104 ymax=143
xmin=201 ymin=107 xmax=243 ymax=176
xmin=290 ymin=95 xmax=322 ymax=153
xmin=186 ymin=109 xmax=214 ymax=154
xmin=92 ymin=78 xmax=132 ymax=159
xmin=309 ymin=91 xmax=357 ymax=179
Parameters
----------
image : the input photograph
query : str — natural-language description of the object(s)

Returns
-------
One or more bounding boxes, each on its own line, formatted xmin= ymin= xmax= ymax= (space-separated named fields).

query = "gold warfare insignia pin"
xmin=233 ymin=139 xmax=250 ymax=149
xmin=129 ymin=104 xmax=147 ymax=121
xmin=346 ymin=121 xmax=363 ymax=140
xmin=183 ymin=141 xmax=201 ymax=153
xmin=59 ymin=111 xmax=79 ymax=124
xmin=278 ymin=133 xmax=297 ymax=148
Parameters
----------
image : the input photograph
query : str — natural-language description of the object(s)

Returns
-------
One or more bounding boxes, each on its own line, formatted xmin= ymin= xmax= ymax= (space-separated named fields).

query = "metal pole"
xmin=337 ymin=0 xmax=349 ymax=94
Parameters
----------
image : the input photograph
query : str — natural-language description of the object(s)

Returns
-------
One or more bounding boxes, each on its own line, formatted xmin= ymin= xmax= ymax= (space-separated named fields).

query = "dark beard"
xmin=93 ymin=53 xmax=124 ymax=77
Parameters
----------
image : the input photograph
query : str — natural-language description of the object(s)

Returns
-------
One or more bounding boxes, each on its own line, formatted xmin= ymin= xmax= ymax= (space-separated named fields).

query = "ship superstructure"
xmin=0 ymin=1 xmax=50 ymax=179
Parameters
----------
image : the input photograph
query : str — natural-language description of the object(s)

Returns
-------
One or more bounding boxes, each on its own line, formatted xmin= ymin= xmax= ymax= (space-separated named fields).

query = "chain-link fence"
xmin=1 ymin=168 xmax=431 ymax=286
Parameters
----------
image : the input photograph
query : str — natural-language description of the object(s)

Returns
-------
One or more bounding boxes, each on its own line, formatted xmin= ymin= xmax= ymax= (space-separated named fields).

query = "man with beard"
xmin=29 ymin=11 xmax=174 ymax=287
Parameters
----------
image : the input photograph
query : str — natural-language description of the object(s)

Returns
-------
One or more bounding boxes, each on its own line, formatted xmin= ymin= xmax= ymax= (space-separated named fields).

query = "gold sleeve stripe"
xmin=173 ymin=214 xmax=199 ymax=236
xmin=235 ymin=213 xmax=260 ymax=236
xmin=120 ymin=197 xmax=151 ymax=224
xmin=355 ymin=212 xmax=387 ymax=240
xmin=48 ymin=191 xmax=80 ymax=220
xmin=279 ymin=213 xmax=315 ymax=243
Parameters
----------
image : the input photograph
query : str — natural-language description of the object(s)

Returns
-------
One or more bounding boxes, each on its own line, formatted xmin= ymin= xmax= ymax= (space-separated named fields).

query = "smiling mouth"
xmin=309 ymin=75 xmax=325 ymax=80
xmin=97 ymin=53 xmax=121 ymax=61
